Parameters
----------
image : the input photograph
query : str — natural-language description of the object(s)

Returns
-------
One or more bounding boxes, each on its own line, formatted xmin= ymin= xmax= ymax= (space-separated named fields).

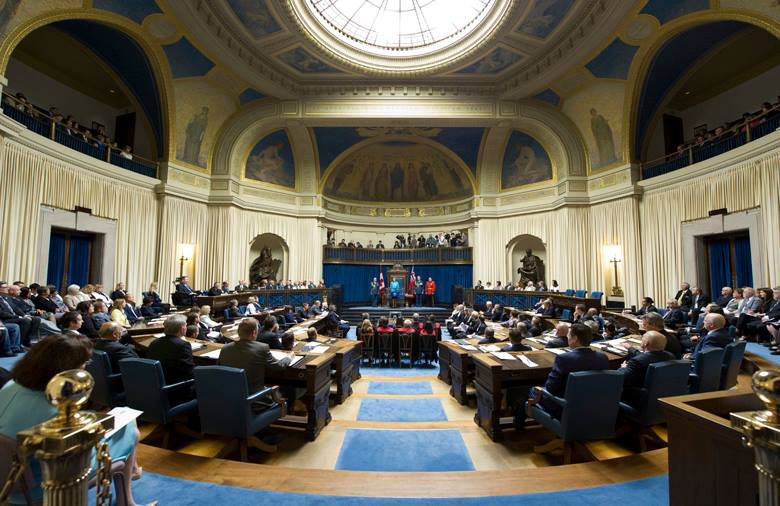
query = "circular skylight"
xmin=306 ymin=0 xmax=497 ymax=57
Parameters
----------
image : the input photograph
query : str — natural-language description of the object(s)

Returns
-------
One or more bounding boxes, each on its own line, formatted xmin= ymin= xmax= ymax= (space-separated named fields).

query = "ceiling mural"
xmin=639 ymin=0 xmax=710 ymax=25
xmin=244 ymin=129 xmax=296 ymax=189
xmin=585 ymin=38 xmax=639 ymax=80
xmin=516 ymin=0 xmax=574 ymax=39
xmin=92 ymin=0 xmax=162 ymax=24
xmin=227 ymin=0 xmax=281 ymax=37
xmin=501 ymin=131 xmax=554 ymax=190
xmin=162 ymin=37 xmax=215 ymax=78
xmin=322 ymin=139 xmax=474 ymax=203
xmin=279 ymin=47 xmax=343 ymax=73
xmin=313 ymin=127 xmax=484 ymax=177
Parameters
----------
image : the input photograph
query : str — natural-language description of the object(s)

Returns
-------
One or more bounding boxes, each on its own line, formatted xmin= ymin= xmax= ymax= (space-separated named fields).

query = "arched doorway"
xmin=506 ymin=234 xmax=546 ymax=287
xmin=249 ymin=233 xmax=289 ymax=285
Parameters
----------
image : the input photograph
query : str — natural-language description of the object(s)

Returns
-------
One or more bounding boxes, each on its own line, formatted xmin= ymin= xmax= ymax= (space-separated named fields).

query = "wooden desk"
xmin=472 ymin=345 xmax=626 ymax=441
xmin=602 ymin=311 xmax=678 ymax=334
xmin=196 ymin=288 xmax=329 ymax=315
xmin=466 ymin=290 xmax=601 ymax=311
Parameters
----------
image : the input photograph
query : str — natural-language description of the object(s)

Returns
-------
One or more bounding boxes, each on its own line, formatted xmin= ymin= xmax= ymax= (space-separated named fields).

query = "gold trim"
xmin=445 ymin=41 xmax=526 ymax=78
xmin=317 ymin=134 xmax=478 ymax=204
xmin=239 ymin=126 xmax=300 ymax=192
xmin=497 ymin=129 xmax=558 ymax=192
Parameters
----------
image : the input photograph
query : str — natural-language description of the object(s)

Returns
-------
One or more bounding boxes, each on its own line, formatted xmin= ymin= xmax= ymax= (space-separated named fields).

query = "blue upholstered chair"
xmin=559 ymin=309 xmax=571 ymax=321
xmin=689 ymin=348 xmax=725 ymax=393
xmin=527 ymin=371 xmax=624 ymax=464
xmin=564 ymin=289 xmax=575 ymax=297
xmin=193 ymin=366 xmax=285 ymax=461
xmin=86 ymin=349 xmax=125 ymax=408
xmin=118 ymin=358 xmax=198 ymax=447
xmin=574 ymin=290 xmax=588 ymax=298
xmin=590 ymin=291 xmax=603 ymax=301
xmin=720 ymin=341 xmax=746 ymax=390
xmin=657 ymin=308 xmax=668 ymax=316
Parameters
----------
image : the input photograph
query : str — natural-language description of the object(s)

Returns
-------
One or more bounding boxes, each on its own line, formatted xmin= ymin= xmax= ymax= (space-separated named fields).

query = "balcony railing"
xmin=323 ymin=246 xmax=472 ymax=264
xmin=2 ymin=93 xmax=158 ymax=179
xmin=641 ymin=110 xmax=780 ymax=180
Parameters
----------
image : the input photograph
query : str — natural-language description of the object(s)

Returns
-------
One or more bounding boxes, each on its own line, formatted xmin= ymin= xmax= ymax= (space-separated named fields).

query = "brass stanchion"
xmin=731 ymin=370 xmax=780 ymax=506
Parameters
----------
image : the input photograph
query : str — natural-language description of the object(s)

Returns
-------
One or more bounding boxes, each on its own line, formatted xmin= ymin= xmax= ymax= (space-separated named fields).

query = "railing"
xmin=1 ymin=92 xmax=159 ymax=178
xmin=641 ymin=108 xmax=780 ymax=180
xmin=323 ymin=245 xmax=472 ymax=264
xmin=464 ymin=289 xmax=602 ymax=311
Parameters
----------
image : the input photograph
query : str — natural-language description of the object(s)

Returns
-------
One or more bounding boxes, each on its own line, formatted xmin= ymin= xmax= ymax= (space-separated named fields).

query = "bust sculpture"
xmin=517 ymin=249 xmax=544 ymax=286
xmin=249 ymin=247 xmax=281 ymax=285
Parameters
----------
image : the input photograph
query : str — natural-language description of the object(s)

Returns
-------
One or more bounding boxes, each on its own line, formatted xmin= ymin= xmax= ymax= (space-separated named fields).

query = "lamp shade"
xmin=603 ymin=244 xmax=622 ymax=262
xmin=178 ymin=243 xmax=195 ymax=260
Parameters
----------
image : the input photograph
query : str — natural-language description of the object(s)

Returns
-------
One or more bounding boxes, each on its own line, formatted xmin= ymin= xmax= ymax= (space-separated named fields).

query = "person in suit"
xmin=147 ymin=314 xmax=195 ymax=385
xmin=685 ymin=313 xmax=733 ymax=364
xmin=537 ymin=299 xmax=556 ymax=317
xmin=618 ymin=331 xmax=674 ymax=407
xmin=491 ymin=304 xmax=504 ymax=322
xmin=501 ymin=309 xmax=521 ymax=329
xmin=544 ymin=322 xmax=570 ymax=348
xmin=124 ymin=294 xmax=144 ymax=325
xmin=414 ymin=276 xmax=424 ymax=306
xmin=627 ymin=297 xmax=657 ymax=317
xmin=369 ymin=278 xmax=379 ymax=307
xmin=218 ymin=318 xmax=292 ymax=401
xmin=76 ymin=300 xmax=99 ymax=339
xmin=715 ymin=286 xmax=734 ymax=309
xmin=92 ymin=301 xmax=111 ymax=327
xmin=505 ymin=326 xmax=532 ymax=352
xmin=528 ymin=316 xmax=544 ymax=337
xmin=145 ymin=282 xmax=169 ymax=313
xmin=140 ymin=296 xmax=161 ymax=318
xmin=642 ymin=312 xmax=683 ymax=359
xmin=234 ymin=280 xmax=249 ymax=292
xmin=0 ymin=283 xmax=42 ymax=344
xmin=478 ymin=326 xmax=498 ymax=344
xmin=758 ymin=288 xmax=780 ymax=345
xmin=32 ymin=286 xmax=60 ymax=318
xmin=483 ymin=301 xmax=495 ymax=320
xmin=526 ymin=323 xmax=608 ymax=419
xmin=207 ymin=283 xmax=223 ymax=297
xmin=583 ymin=308 xmax=605 ymax=332
xmin=258 ymin=316 xmax=293 ymax=350
xmin=110 ymin=282 xmax=127 ymax=301
xmin=733 ymin=287 xmax=762 ymax=334
xmin=92 ymin=284 xmax=111 ymax=305
xmin=94 ymin=322 xmax=139 ymax=371
xmin=326 ymin=304 xmax=350 ymax=338
xmin=688 ymin=287 xmax=710 ymax=326
xmin=311 ymin=300 xmax=323 ymax=315
xmin=571 ymin=304 xmax=587 ymax=323
xmin=674 ymin=282 xmax=693 ymax=310
xmin=662 ymin=300 xmax=685 ymax=329
xmin=186 ymin=312 xmax=211 ymax=341
xmin=175 ymin=276 xmax=197 ymax=306
xmin=0 ymin=321 xmax=22 ymax=357
xmin=60 ymin=311 xmax=84 ymax=337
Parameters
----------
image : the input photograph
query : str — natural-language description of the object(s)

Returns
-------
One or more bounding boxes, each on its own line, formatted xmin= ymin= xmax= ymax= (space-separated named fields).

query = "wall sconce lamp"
xmin=604 ymin=244 xmax=624 ymax=297
xmin=178 ymin=243 xmax=195 ymax=279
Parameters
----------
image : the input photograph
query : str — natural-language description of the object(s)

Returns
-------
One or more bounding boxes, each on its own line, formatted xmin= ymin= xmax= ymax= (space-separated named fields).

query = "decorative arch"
xmin=506 ymin=234 xmax=546 ymax=285
xmin=249 ymin=232 xmax=289 ymax=284
xmin=0 ymin=10 xmax=175 ymax=160
xmin=623 ymin=10 xmax=780 ymax=162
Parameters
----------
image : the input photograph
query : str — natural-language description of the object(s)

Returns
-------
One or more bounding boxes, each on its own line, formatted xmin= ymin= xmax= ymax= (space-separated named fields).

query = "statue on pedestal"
xmin=517 ymin=249 xmax=544 ymax=286
xmin=249 ymin=247 xmax=281 ymax=285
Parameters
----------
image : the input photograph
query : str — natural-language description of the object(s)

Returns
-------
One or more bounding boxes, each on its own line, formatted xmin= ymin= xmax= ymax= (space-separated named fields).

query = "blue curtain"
xmin=67 ymin=237 xmax=91 ymax=288
xmin=323 ymin=264 xmax=472 ymax=304
xmin=46 ymin=232 xmax=67 ymax=290
xmin=734 ymin=236 xmax=753 ymax=288
xmin=708 ymin=239 xmax=731 ymax=299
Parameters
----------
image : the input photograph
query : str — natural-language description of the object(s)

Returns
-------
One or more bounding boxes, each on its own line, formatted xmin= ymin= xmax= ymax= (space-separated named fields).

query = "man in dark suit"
xmin=688 ymin=287 xmax=710 ymax=326
xmin=326 ymin=304 xmax=350 ymax=338
xmin=528 ymin=323 xmax=608 ymax=419
xmin=234 ymin=280 xmax=250 ymax=292
xmin=124 ymin=294 xmax=144 ymax=325
xmin=537 ymin=299 xmax=556 ymax=317
xmin=674 ymin=282 xmax=693 ymax=310
xmin=258 ymin=317 xmax=293 ymax=350
xmin=478 ymin=326 xmax=498 ymax=344
xmin=662 ymin=300 xmax=685 ymax=329
xmin=147 ymin=314 xmax=195 ymax=385
xmin=207 ymin=283 xmax=223 ymax=297
xmin=642 ymin=312 xmax=683 ymax=359
xmin=94 ymin=322 xmax=139 ymax=371
xmin=714 ymin=286 xmax=734 ymax=309
xmin=175 ymin=276 xmax=197 ymax=305
xmin=483 ymin=301 xmax=495 ymax=320
xmin=32 ymin=286 xmax=60 ymax=316
xmin=619 ymin=331 xmax=674 ymax=407
xmin=110 ymin=282 xmax=127 ymax=301
xmin=0 ymin=282 xmax=39 ymax=345
xmin=505 ymin=327 xmax=532 ymax=352
xmin=686 ymin=313 xmax=733 ymax=363
xmin=544 ymin=322 xmax=570 ymax=349
xmin=311 ymin=300 xmax=323 ymax=315
xmin=219 ymin=319 xmax=292 ymax=400
xmin=528 ymin=316 xmax=544 ymax=337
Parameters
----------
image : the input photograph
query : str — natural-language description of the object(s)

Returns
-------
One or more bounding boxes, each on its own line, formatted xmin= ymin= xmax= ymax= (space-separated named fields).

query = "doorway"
xmin=46 ymin=228 xmax=96 ymax=290
xmin=706 ymin=232 xmax=752 ymax=297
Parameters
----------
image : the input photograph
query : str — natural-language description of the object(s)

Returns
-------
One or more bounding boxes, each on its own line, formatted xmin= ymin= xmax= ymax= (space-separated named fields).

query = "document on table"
xmin=459 ymin=343 xmax=478 ymax=351
xmin=306 ymin=345 xmax=330 ymax=354
xmin=200 ymin=348 xmax=221 ymax=359
xmin=479 ymin=345 xmax=501 ymax=352
xmin=527 ymin=337 xmax=547 ymax=344
xmin=492 ymin=351 xmax=516 ymax=360
xmin=152 ymin=333 xmax=165 ymax=338
xmin=517 ymin=354 xmax=539 ymax=367
xmin=190 ymin=342 xmax=205 ymax=351
xmin=546 ymin=348 xmax=567 ymax=355
xmin=271 ymin=351 xmax=303 ymax=366
xmin=104 ymin=407 xmax=143 ymax=439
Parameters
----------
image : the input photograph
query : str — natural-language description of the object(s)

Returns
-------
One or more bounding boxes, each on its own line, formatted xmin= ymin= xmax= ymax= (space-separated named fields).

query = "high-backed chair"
xmin=574 ymin=290 xmax=588 ymax=298
xmin=193 ymin=366 xmax=285 ymax=461
xmin=397 ymin=328 xmax=416 ymax=367
xmin=560 ymin=309 xmax=572 ymax=321
xmin=590 ymin=291 xmax=604 ymax=301
xmin=86 ymin=349 xmax=125 ymax=409
xmin=376 ymin=327 xmax=395 ymax=366
xmin=118 ymin=358 xmax=198 ymax=447
xmin=417 ymin=328 xmax=437 ymax=365
xmin=689 ymin=348 xmax=725 ymax=393
xmin=564 ymin=289 xmax=575 ymax=297
xmin=527 ymin=371 xmax=624 ymax=464
xmin=720 ymin=341 xmax=746 ymax=390
xmin=359 ymin=328 xmax=376 ymax=366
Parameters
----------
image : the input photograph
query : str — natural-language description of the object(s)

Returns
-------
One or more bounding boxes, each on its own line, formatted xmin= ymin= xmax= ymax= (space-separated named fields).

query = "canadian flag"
xmin=379 ymin=271 xmax=385 ymax=288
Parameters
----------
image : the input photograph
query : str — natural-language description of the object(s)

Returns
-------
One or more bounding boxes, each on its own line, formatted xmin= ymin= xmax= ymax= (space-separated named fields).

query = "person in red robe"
xmin=425 ymin=277 xmax=436 ymax=306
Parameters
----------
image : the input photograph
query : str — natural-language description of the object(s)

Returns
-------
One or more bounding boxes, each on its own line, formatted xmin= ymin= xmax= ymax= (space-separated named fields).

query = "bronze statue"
xmin=517 ymin=248 xmax=544 ymax=285
xmin=249 ymin=247 xmax=281 ymax=285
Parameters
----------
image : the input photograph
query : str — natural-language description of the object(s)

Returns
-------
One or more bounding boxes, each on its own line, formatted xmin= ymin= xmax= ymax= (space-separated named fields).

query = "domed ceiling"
xmin=174 ymin=0 xmax=636 ymax=98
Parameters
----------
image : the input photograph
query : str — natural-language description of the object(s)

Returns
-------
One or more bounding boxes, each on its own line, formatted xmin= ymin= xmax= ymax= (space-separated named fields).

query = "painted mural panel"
xmin=279 ymin=47 xmax=341 ymax=73
xmin=244 ymin=129 xmax=295 ymax=188
xmin=456 ymin=47 xmax=522 ymax=74
xmin=323 ymin=140 xmax=473 ymax=203
xmin=516 ymin=0 xmax=574 ymax=38
xmin=227 ymin=0 xmax=281 ymax=37
xmin=501 ymin=131 xmax=553 ymax=189
xmin=174 ymin=80 xmax=236 ymax=170
xmin=0 ymin=0 xmax=80 ymax=38
xmin=562 ymin=81 xmax=625 ymax=171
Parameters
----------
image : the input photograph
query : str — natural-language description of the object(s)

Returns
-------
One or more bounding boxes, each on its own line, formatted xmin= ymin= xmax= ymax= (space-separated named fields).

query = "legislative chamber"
xmin=1 ymin=1 xmax=780 ymax=505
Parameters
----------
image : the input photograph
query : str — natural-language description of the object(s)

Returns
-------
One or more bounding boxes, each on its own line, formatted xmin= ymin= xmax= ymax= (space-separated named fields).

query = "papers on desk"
xmin=546 ymin=348 xmax=567 ymax=355
xmin=479 ymin=344 xmax=501 ymax=352
xmin=207 ymin=330 xmax=221 ymax=339
xmin=104 ymin=407 xmax=143 ymax=439
xmin=459 ymin=343 xmax=478 ymax=351
xmin=517 ymin=354 xmax=539 ymax=367
xmin=200 ymin=348 xmax=221 ymax=359
xmin=527 ymin=337 xmax=548 ymax=344
xmin=152 ymin=333 xmax=165 ymax=338
xmin=492 ymin=351 xmax=516 ymax=360
xmin=303 ymin=345 xmax=329 ymax=354
xmin=271 ymin=351 xmax=303 ymax=366
xmin=190 ymin=342 xmax=205 ymax=351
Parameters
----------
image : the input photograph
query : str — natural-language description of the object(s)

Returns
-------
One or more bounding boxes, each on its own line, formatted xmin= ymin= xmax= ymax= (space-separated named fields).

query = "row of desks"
xmin=438 ymin=320 xmax=633 ymax=441
xmin=195 ymin=289 xmax=329 ymax=315
xmin=131 ymin=312 xmax=360 ymax=440
xmin=465 ymin=289 xmax=602 ymax=311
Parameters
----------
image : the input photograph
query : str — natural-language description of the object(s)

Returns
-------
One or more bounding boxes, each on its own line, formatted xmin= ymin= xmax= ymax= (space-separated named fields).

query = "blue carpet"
xmin=94 ymin=471 xmax=669 ymax=504
xmin=336 ymin=429 xmax=474 ymax=472
xmin=368 ymin=381 xmax=433 ymax=395
xmin=358 ymin=398 xmax=447 ymax=422
xmin=746 ymin=343 xmax=780 ymax=367
xmin=361 ymin=366 xmax=438 ymax=377
xmin=0 ymin=353 xmax=23 ymax=371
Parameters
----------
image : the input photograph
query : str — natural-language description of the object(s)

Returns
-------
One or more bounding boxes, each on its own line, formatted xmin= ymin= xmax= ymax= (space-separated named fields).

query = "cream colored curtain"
xmin=0 ymin=139 xmax=158 ymax=295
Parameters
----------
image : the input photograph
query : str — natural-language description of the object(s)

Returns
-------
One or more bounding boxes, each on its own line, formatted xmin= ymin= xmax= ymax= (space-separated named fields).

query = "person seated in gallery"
xmin=110 ymin=298 xmax=130 ymax=327
xmin=207 ymin=282 xmax=223 ymax=297
xmin=258 ymin=316 xmax=294 ymax=350
xmin=501 ymin=309 xmax=521 ymax=329
xmin=245 ymin=296 xmax=263 ymax=315
xmin=545 ymin=322 xmax=570 ymax=349
xmin=186 ymin=311 xmax=210 ymax=341
xmin=582 ymin=308 xmax=605 ymax=332
xmin=625 ymin=297 xmax=658 ymax=317
xmin=94 ymin=322 xmax=139 ymax=371
xmin=528 ymin=316 xmax=544 ymax=337
xmin=504 ymin=327 xmax=532 ymax=352
xmin=684 ymin=313 xmax=734 ymax=365
xmin=523 ymin=280 xmax=536 ymax=291
xmin=688 ymin=286 xmax=711 ymax=326
xmin=673 ymin=282 xmax=693 ymax=310
xmin=124 ymin=294 xmax=144 ymax=325
xmin=641 ymin=312 xmax=683 ymax=359
xmin=536 ymin=299 xmax=556 ymax=317
xmin=75 ymin=301 xmax=99 ymax=339
xmin=618 ymin=331 xmax=674 ymax=407
xmin=376 ymin=240 xmax=385 ymax=249
xmin=537 ymin=281 xmax=548 ymax=291
xmin=366 ymin=240 xmax=374 ymax=249
xmin=570 ymin=303 xmax=587 ymax=323
xmin=220 ymin=281 xmax=231 ymax=293
xmin=549 ymin=280 xmax=561 ymax=292
xmin=478 ymin=326 xmax=499 ymax=344
xmin=140 ymin=296 xmax=162 ymax=318
xmin=347 ymin=240 xmax=356 ymax=248
xmin=715 ymin=286 xmax=734 ymax=309
xmin=662 ymin=300 xmax=685 ymax=329
xmin=110 ymin=282 xmax=127 ymax=301
xmin=474 ymin=280 xmax=484 ymax=290
xmin=338 ymin=239 xmax=347 ymax=247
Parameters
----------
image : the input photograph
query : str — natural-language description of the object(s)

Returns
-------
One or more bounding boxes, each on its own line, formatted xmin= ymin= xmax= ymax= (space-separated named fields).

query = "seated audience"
xmin=528 ymin=316 xmax=544 ymax=337
xmin=110 ymin=282 xmax=127 ymax=301
xmin=545 ymin=322 xmax=570 ymax=348
xmin=642 ymin=312 xmax=683 ymax=359
xmin=63 ymin=284 xmax=89 ymax=310
xmin=685 ymin=313 xmax=733 ymax=363
xmin=124 ymin=294 xmax=144 ymax=325
xmin=95 ymin=322 xmax=139 ymax=371
xmin=92 ymin=301 xmax=111 ymax=327
xmin=504 ymin=327 xmax=532 ymax=352
xmin=0 ymin=320 xmax=22 ymax=357
xmin=674 ymin=282 xmax=693 ymax=310
xmin=688 ymin=287 xmax=710 ymax=325
xmin=110 ymin=298 xmax=130 ymax=327
xmin=715 ymin=286 xmax=734 ymax=308
xmin=140 ymin=296 xmax=161 ymax=318
xmin=92 ymin=284 xmax=112 ymax=304
xmin=226 ymin=299 xmax=244 ymax=320
xmin=207 ymin=283 xmax=223 ymax=297
xmin=60 ymin=311 xmax=84 ymax=337
xmin=618 ymin=331 xmax=674 ymax=407
xmin=76 ymin=300 xmax=99 ymax=338
xmin=258 ymin=317 xmax=293 ymax=350
xmin=245 ymin=296 xmax=262 ymax=315
xmin=478 ymin=326 xmax=498 ymax=344
xmin=662 ymin=300 xmax=685 ymax=329
xmin=147 ymin=314 xmax=194 ymax=385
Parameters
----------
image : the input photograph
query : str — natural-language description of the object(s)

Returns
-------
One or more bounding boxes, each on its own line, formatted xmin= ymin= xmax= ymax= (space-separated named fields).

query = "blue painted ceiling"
xmin=54 ymin=20 xmax=164 ymax=158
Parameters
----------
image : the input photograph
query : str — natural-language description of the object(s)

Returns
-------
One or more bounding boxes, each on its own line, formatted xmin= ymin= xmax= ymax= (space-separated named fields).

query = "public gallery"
xmin=1 ymin=1 xmax=780 ymax=505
